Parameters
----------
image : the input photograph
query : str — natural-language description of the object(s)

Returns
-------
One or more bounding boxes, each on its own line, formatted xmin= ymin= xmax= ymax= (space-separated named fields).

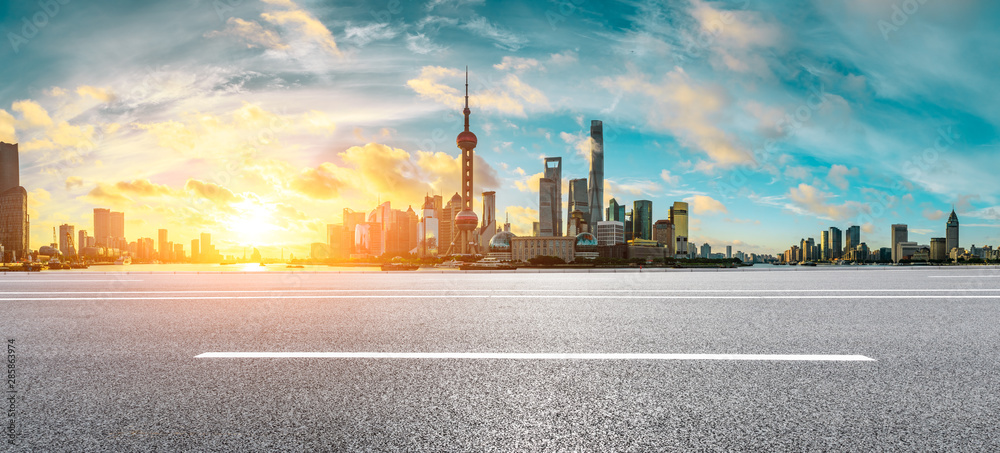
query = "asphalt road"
xmin=3 ymin=267 xmax=1000 ymax=451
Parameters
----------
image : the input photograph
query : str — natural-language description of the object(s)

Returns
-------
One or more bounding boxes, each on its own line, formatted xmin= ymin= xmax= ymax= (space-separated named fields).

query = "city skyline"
xmin=2 ymin=1 xmax=1000 ymax=258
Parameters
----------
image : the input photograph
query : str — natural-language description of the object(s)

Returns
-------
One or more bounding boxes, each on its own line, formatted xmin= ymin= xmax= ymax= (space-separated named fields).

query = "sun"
xmin=226 ymin=201 xmax=278 ymax=246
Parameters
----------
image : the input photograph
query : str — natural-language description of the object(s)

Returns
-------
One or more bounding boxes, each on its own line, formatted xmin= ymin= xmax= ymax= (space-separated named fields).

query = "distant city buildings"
xmin=0 ymin=142 xmax=29 ymax=261
xmin=587 ymin=120 xmax=604 ymax=229
xmin=538 ymin=157 xmax=562 ymax=237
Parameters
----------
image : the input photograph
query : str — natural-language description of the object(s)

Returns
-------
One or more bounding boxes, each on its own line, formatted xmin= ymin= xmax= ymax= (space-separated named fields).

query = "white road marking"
xmin=6 ymin=295 xmax=1000 ymax=301
xmin=929 ymin=275 xmax=1000 ymax=278
xmin=3 ymin=288 xmax=1000 ymax=294
xmin=195 ymin=352 xmax=875 ymax=361
xmin=0 ymin=279 xmax=143 ymax=282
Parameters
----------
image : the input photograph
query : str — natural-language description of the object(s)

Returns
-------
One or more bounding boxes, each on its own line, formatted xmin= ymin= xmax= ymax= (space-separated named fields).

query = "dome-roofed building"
xmin=487 ymin=231 xmax=516 ymax=261
xmin=575 ymin=232 xmax=598 ymax=260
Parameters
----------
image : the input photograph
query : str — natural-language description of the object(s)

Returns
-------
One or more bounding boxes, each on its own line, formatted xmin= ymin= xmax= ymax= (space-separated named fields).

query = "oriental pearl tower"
xmin=453 ymin=68 xmax=479 ymax=255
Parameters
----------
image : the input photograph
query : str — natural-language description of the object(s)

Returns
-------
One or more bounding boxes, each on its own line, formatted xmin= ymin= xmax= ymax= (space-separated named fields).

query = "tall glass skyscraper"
xmin=946 ymin=209 xmax=959 ymax=253
xmin=606 ymin=198 xmax=625 ymax=223
xmin=567 ymin=178 xmax=588 ymax=232
xmin=587 ymin=120 xmax=604 ymax=229
xmin=633 ymin=200 xmax=652 ymax=240
xmin=828 ymin=226 xmax=843 ymax=259
xmin=539 ymin=157 xmax=562 ymax=237
xmin=846 ymin=225 xmax=861 ymax=254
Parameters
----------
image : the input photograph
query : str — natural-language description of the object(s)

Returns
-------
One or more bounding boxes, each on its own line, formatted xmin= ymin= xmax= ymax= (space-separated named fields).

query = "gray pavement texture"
xmin=2 ymin=267 xmax=1000 ymax=451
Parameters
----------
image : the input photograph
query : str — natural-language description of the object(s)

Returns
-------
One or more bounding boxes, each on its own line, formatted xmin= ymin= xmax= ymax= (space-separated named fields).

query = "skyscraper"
xmin=633 ymin=200 xmax=652 ymax=240
xmin=109 ymin=211 xmax=124 ymax=242
xmin=93 ymin=208 xmax=110 ymax=247
xmin=191 ymin=239 xmax=200 ymax=261
xmin=59 ymin=224 xmax=75 ymax=256
xmin=891 ymin=224 xmax=908 ymax=263
xmin=0 ymin=142 xmax=28 ymax=261
xmin=606 ymin=198 xmax=625 ymax=222
xmin=452 ymin=68 xmax=479 ymax=254
xmin=158 ymin=229 xmax=168 ymax=260
xmin=821 ymin=230 xmax=830 ymax=261
xmin=567 ymin=178 xmax=588 ymax=232
xmin=671 ymin=201 xmax=689 ymax=257
xmin=539 ymin=157 xmax=562 ymax=237
xmin=846 ymin=225 xmax=861 ymax=254
xmin=587 ymin=120 xmax=604 ymax=228
xmin=479 ymin=191 xmax=496 ymax=249
xmin=828 ymin=227 xmax=843 ymax=260
xmin=946 ymin=209 xmax=959 ymax=254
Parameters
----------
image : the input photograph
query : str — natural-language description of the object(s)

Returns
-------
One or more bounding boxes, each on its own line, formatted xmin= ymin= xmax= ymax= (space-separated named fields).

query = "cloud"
xmin=133 ymin=121 xmax=196 ymax=154
xmin=549 ymin=50 xmax=578 ymax=65
xmin=65 ymin=177 xmax=83 ymax=190
xmin=407 ymin=66 xmax=550 ymax=116
xmin=260 ymin=0 xmax=341 ymax=57
xmin=461 ymin=15 xmax=527 ymax=51
xmin=0 ymin=109 xmax=15 ymax=142
xmin=923 ymin=208 xmax=945 ymax=221
xmin=783 ymin=166 xmax=810 ymax=180
xmin=405 ymin=33 xmax=447 ymax=54
xmin=504 ymin=205 xmax=538 ymax=236
xmin=206 ymin=18 xmax=290 ymax=50
xmin=185 ymin=179 xmax=242 ymax=205
xmin=76 ymin=86 xmax=117 ymax=103
xmin=604 ymin=68 xmax=751 ymax=170
xmin=786 ymin=183 xmax=859 ymax=220
xmin=494 ymin=56 xmax=541 ymax=73
xmin=427 ymin=0 xmax=484 ymax=11
xmin=289 ymin=162 xmax=346 ymax=199
xmin=343 ymin=22 xmax=399 ymax=47
xmin=514 ymin=172 xmax=543 ymax=192
xmin=660 ymin=170 xmax=679 ymax=185
xmin=826 ymin=164 xmax=858 ymax=190
xmin=684 ymin=194 xmax=728 ymax=215
xmin=559 ymin=131 xmax=593 ymax=161
xmin=12 ymin=100 xmax=53 ymax=127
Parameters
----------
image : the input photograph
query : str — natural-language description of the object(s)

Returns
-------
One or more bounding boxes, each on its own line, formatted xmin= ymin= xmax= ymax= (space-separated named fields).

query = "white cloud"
xmin=461 ymin=15 xmax=527 ymax=51
xmin=826 ymin=164 xmax=858 ymax=190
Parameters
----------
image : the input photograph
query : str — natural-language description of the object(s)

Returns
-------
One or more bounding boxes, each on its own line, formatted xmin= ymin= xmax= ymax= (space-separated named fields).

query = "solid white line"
xmin=0 ymin=279 xmax=143 ymax=282
xmin=929 ymin=275 xmax=1000 ymax=278
xmin=4 ymin=288 xmax=1000 ymax=294
xmin=195 ymin=352 xmax=875 ymax=361
xmin=6 ymin=295 xmax=1000 ymax=301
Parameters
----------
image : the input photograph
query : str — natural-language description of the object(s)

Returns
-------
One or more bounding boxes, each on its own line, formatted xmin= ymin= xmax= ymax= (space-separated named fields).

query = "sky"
xmin=2 ymin=0 xmax=999 ymax=258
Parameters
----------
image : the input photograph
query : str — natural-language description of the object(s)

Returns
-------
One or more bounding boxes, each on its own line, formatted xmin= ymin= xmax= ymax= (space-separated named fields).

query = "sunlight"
xmin=226 ymin=201 xmax=279 ymax=246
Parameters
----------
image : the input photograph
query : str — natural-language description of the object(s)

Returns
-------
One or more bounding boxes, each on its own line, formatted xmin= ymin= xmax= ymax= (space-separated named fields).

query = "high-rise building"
xmin=946 ymin=209 xmax=959 ymax=254
xmin=58 ymin=224 xmax=75 ymax=256
xmin=821 ymin=230 xmax=830 ymax=261
xmin=93 ymin=208 xmax=110 ymax=247
xmin=633 ymin=200 xmax=653 ymax=240
xmin=0 ymin=142 xmax=28 ymax=261
xmin=419 ymin=195 xmax=440 ymax=257
xmin=670 ymin=202 xmax=689 ymax=257
xmin=158 ymin=229 xmax=168 ymax=260
xmin=110 ymin=211 xmax=125 ymax=241
xmin=173 ymin=243 xmax=184 ymax=261
xmin=587 ymin=120 xmax=604 ymax=228
xmin=653 ymin=219 xmax=674 ymax=246
xmin=700 ymin=243 xmax=711 ymax=259
xmin=891 ymin=224 xmax=908 ymax=263
xmin=606 ymin=198 xmax=625 ymax=223
xmin=191 ymin=239 xmax=200 ymax=261
xmin=451 ymin=68 xmax=479 ymax=255
xmin=440 ymin=193 xmax=461 ymax=253
xmin=539 ymin=157 xmax=562 ymax=237
xmin=479 ymin=191 xmax=496 ymax=250
xmin=726 ymin=245 xmax=732 ymax=259
xmin=828 ymin=227 xmax=843 ymax=260
xmin=567 ymin=178 xmax=588 ymax=233
xmin=930 ymin=237 xmax=947 ymax=261
xmin=78 ymin=230 xmax=88 ymax=253
xmin=0 ymin=142 xmax=19 ymax=192
xmin=846 ymin=225 xmax=861 ymax=254
xmin=596 ymin=221 xmax=625 ymax=246
xmin=200 ymin=232 xmax=212 ymax=257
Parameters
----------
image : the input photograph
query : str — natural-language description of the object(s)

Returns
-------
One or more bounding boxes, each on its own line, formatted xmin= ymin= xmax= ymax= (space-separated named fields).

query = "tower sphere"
xmin=455 ymin=209 xmax=478 ymax=231
xmin=457 ymin=130 xmax=478 ymax=148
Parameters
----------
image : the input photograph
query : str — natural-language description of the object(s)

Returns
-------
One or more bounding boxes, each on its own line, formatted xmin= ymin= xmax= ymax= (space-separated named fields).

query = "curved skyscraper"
xmin=587 ymin=120 xmax=603 ymax=230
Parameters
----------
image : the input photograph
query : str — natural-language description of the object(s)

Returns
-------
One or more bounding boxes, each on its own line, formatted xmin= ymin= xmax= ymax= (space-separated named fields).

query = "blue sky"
xmin=2 ymin=0 xmax=999 ymax=257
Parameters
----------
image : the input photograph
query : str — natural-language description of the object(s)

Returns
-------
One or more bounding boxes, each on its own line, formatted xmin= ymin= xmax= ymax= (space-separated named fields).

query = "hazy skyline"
xmin=2 ymin=0 xmax=999 ymax=257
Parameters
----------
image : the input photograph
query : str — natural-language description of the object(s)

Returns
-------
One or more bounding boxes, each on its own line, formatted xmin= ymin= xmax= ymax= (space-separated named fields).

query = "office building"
xmin=670 ymin=202 xmax=689 ymax=258
xmin=821 ymin=230 xmax=830 ymax=260
xmin=479 ymin=191 xmax=496 ymax=251
xmin=110 ymin=211 xmax=124 ymax=242
xmin=58 ymin=224 xmax=74 ymax=257
xmin=191 ymin=239 xmax=200 ymax=261
xmin=946 ymin=209 xmax=959 ymax=254
xmin=173 ymin=243 xmax=184 ymax=261
xmin=0 ymin=142 xmax=28 ymax=261
xmin=632 ymin=200 xmax=652 ymax=240
xmin=653 ymin=219 xmax=674 ymax=255
xmin=539 ymin=157 xmax=562 ymax=237
xmin=606 ymin=198 xmax=626 ymax=223
xmin=891 ymin=224 xmax=908 ymax=263
xmin=700 ymin=243 xmax=711 ymax=259
xmin=419 ymin=195 xmax=440 ymax=257
xmin=726 ymin=245 xmax=732 ymax=259
xmin=93 ymin=208 xmax=110 ymax=247
xmin=596 ymin=221 xmax=625 ymax=247
xmin=567 ymin=178 xmax=588 ymax=233
xmin=511 ymin=236 xmax=575 ymax=263
xmin=587 ymin=120 xmax=604 ymax=228
xmin=846 ymin=225 xmax=861 ymax=254
xmin=0 ymin=142 xmax=19 ymax=192
xmin=158 ymin=229 xmax=168 ymax=260
xmin=895 ymin=241 xmax=918 ymax=262
xmin=930 ymin=237 xmax=947 ymax=261
xmin=828 ymin=227 xmax=843 ymax=260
